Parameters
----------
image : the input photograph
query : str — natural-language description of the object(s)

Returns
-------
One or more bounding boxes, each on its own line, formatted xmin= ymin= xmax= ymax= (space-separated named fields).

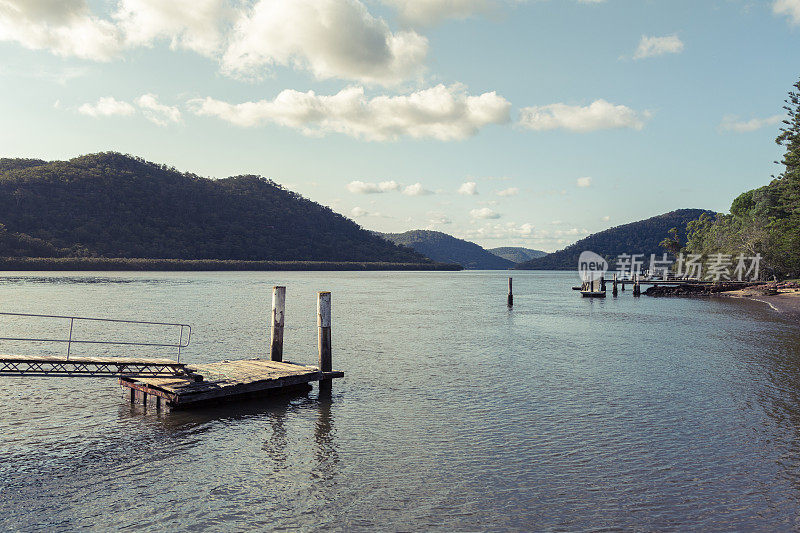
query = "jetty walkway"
xmin=0 ymin=288 xmax=343 ymax=409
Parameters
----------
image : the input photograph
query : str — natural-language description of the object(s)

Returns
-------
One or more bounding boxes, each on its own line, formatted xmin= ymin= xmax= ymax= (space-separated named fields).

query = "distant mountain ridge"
xmin=516 ymin=209 xmax=715 ymax=270
xmin=380 ymin=230 xmax=514 ymax=269
xmin=0 ymin=152 xmax=443 ymax=266
xmin=488 ymin=247 xmax=547 ymax=263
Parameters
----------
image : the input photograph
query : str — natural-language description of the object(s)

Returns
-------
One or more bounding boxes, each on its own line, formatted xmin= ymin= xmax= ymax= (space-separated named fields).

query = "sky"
xmin=1 ymin=0 xmax=800 ymax=252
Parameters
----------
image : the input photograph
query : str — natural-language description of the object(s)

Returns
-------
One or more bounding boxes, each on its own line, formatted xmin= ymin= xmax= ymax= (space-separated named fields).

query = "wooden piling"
xmin=633 ymin=274 xmax=641 ymax=297
xmin=612 ymin=273 xmax=618 ymax=297
xmin=601 ymin=275 xmax=606 ymax=292
xmin=507 ymin=277 xmax=513 ymax=307
xmin=318 ymin=291 xmax=332 ymax=395
xmin=270 ymin=286 xmax=286 ymax=362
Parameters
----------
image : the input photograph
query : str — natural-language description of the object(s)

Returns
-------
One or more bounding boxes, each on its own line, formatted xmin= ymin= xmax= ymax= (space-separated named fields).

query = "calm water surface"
xmin=1 ymin=270 xmax=799 ymax=531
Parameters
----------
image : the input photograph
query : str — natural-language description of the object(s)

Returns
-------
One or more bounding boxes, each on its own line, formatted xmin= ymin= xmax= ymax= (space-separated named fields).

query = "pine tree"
xmin=777 ymin=78 xmax=800 ymax=180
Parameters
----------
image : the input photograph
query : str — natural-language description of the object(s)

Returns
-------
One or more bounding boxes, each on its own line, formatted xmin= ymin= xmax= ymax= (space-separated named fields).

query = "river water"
xmin=0 ymin=270 xmax=799 ymax=531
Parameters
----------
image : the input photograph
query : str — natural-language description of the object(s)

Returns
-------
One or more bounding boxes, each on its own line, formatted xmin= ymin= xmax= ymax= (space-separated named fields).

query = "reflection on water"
xmin=0 ymin=270 xmax=800 ymax=530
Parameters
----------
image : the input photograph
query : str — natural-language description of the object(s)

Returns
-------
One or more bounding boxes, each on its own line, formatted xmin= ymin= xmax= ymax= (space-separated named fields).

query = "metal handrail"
xmin=0 ymin=312 xmax=191 ymax=362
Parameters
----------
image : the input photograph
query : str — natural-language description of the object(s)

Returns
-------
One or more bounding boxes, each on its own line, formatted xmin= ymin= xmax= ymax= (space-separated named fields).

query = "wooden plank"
xmin=118 ymin=378 xmax=176 ymax=402
xmin=173 ymin=372 xmax=324 ymax=405
xmin=121 ymin=357 xmax=343 ymax=408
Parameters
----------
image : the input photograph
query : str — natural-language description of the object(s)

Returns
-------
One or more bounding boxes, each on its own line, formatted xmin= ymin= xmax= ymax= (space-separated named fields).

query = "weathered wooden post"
xmin=507 ymin=277 xmax=513 ymax=307
xmin=318 ymin=291 xmax=332 ymax=394
xmin=270 ymin=286 xmax=286 ymax=362
xmin=612 ymin=273 xmax=618 ymax=297
xmin=601 ymin=275 xmax=606 ymax=292
xmin=633 ymin=274 xmax=641 ymax=297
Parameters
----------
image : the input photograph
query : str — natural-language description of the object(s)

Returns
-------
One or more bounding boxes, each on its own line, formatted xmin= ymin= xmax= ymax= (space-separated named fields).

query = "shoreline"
xmin=719 ymin=286 xmax=800 ymax=317
xmin=645 ymin=281 xmax=800 ymax=318
xmin=0 ymin=257 xmax=463 ymax=272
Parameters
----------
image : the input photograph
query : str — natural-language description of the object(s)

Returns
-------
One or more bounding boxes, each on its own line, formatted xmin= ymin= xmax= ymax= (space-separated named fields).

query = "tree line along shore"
xmin=0 ymin=257 xmax=462 ymax=272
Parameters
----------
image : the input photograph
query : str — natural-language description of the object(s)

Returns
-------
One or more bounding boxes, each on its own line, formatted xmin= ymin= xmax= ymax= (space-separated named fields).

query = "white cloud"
xmin=347 ymin=180 xmax=400 ymax=193
xmin=774 ymin=0 xmax=800 ymax=24
xmin=135 ymin=93 xmax=181 ymax=126
xmin=428 ymin=212 xmax=451 ymax=225
xmin=189 ymin=84 xmax=511 ymax=141
xmin=470 ymin=207 xmax=500 ymax=219
xmin=351 ymin=206 xmax=368 ymax=217
xmin=519 ymin=99 xmax=649 ymax=132
xmin=463 ymin=221 xmax=534 ymax=239
xmin=114 ymin=0 xmax=230 ymax=57
xmin=576 ymin=176 xmax=592 ymax=188
xmin=633 ymin=34 xmax=684 ymax=60
xmin=0 ymin=0 xmax=121 ymax=60
xmin=601 ymin=215 xmax=610 ymax=221
xmin=403 ymin=183 xmax=433 ymax=196
xmin=719 ymin=114 xmax=782 ymax=133
xmin=462 ymin=221 xmax=590 ymax=247
xmin=78 ymin=96 xmax=135 ymax=117
xmin=222 ymin=0 xmax=428 ymax=85
xmin=0 ymin=0 xmax=429 ymax=86
xmin=458 ymin=181 xmax=478 ymax=195
xmin=496 ymin=187 xmax=519 ymax=196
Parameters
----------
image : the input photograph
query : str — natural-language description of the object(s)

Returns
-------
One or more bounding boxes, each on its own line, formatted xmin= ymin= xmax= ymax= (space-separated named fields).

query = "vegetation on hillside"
xmin=380 ymin=230 xmax=514 ymax=269
xmin=515 ymin=209 xmax=712 ymax=270
xmin=488 ymin=247 xmax=547 ymax=263
xmin=0 ymin=152 xmax=435 ymax=265
xmin=682 ymin=77 xmax=800 ymax=278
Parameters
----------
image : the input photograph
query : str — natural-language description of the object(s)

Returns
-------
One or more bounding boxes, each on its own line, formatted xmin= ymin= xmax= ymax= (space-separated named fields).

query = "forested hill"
xmin=380 ymin=230 xmax=514 ymax=269
xmin=0 ymin=152 xmax=434 ymax=264
xmin=516 ymin=209 xmax=714 ymax=270
xmin=488 ymin=247 xmax=547 ymax=263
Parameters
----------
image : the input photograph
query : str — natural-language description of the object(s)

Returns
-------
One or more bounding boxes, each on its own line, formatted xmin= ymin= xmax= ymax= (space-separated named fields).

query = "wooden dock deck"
xmin=120 ymin=359 xmax=343 ymax=409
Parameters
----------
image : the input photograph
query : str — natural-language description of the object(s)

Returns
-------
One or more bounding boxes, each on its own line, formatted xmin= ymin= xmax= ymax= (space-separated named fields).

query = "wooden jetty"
xmin=120 ymin=359 xmax=343 ymax=409
xmin=120 ymin=288 xmax=342 ymax=409
xmin=0 ymin=288 xmax=343 ymax=410
xmin=580 ymin=276 xmax=606 ymax=298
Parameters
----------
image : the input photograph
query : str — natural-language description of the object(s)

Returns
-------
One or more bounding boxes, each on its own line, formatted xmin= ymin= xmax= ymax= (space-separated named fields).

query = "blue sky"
xmin=1 ymin=0 xmax=799 ymax=251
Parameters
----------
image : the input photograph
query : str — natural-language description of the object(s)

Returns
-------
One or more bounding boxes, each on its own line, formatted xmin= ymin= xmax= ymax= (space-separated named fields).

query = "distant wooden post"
xmin=612 ymin=273 xmax=618 ymax=296
xmin=318 ymin=291 xmax=332 ymax=394
xmin=600 ymin=275 xmax=606 ymax=292
xmin=270 ymin=286 xmax=286 ymax=362
xmin=507 ymin=277 xmax=513 ymax=307
xmin=633 ymin=274 xmax=641 ymax=297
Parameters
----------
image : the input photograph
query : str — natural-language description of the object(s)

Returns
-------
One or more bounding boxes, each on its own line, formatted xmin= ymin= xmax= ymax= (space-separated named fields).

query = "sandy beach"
xmin=722 ymin=286 xmax=800 ymax=317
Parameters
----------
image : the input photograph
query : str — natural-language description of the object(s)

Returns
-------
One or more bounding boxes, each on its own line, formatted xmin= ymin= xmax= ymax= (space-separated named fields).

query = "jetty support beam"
xmin=318 ymin=291 xmax=332 ymax=395
xmin=270 ymin=286 xmax=286 ymax=362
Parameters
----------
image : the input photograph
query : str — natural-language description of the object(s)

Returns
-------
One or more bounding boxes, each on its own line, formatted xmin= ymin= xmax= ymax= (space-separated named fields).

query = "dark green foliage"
xmin=683 ymin=77 xmax=800 ymax=278
xmin=488 ymin=247 xmax=547 ymax=263
xmin=658 ymin=227 xmax=682 ymax=256
xmin=0 ymin=152 xmax=434 ymax=264
xmin=516 ymin=209 xmax=713 ymax=270
xmin=0 ymin=224 xmax=72 ymax=257
xmin=0 ymin=158 xmax=46 ymax=172
xmin=380 ymin=230 xmax=514 ymax=269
